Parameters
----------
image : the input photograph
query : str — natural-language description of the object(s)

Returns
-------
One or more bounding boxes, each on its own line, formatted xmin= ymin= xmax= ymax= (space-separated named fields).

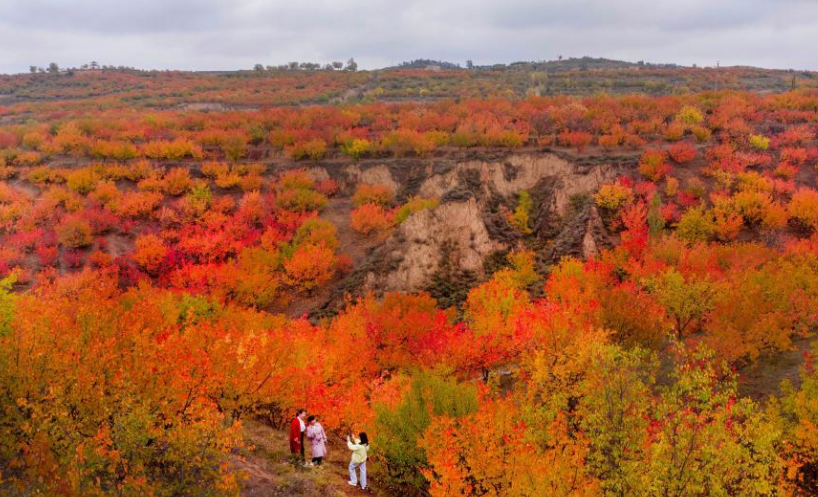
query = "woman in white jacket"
xmin=347 ymin=432 xmax=370 ymax=490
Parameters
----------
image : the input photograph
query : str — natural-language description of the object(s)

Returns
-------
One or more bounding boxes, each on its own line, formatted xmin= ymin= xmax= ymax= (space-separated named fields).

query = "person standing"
xmin=347 ymin=432 xmax=370 ymax=490
xmin=289 ymin=409 xmax=307 ymax=464
xmin=305 ymin=415 xmax=328 ymax=466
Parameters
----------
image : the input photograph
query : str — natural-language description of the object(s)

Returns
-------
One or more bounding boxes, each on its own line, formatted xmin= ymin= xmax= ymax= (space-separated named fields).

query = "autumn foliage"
xmin=2 ymin=75 xmax=818 ymax=495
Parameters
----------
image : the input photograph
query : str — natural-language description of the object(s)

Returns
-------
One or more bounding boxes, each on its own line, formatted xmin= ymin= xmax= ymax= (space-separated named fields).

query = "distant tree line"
xmin=28 ymin=61 xmax=141 ymax=75
xmin=252 ymin=58 xmax=358 ymax=72
xmin=396 ymin=59 xmax=462 ymax=70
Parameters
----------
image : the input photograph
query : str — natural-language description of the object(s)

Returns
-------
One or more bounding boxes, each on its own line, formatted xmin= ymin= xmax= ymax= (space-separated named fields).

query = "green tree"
xmin=0 ymin=273 xmax=16 ymax=336
xmin=580 ymin=345 xmax=656 ymax=496
xmin=509 ymin=190 xmax=534 ymax=235
xmin=676 ymin=206 xmax=715 ymax=243
xmin=647 ymin=192 xmax=665 ymax=235
xmin=372 ymin=372 xmax=478 ymax=492
xmin=646 ymin=346 xmax=781 ymax=496
xmin=650 ymin=268 xmax=716 ymax=340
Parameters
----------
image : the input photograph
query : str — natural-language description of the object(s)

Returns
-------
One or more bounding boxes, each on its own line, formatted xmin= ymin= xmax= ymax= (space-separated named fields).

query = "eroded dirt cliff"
xmin=306 ymin=150 xmax=630 ymax=316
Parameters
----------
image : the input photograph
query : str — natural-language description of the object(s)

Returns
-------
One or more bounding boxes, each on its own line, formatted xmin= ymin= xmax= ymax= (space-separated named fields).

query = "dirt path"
xmin=235 ymin=421 xmax=390 ymax=496
xmin=737 ymin=336 xmax=814 ymax=403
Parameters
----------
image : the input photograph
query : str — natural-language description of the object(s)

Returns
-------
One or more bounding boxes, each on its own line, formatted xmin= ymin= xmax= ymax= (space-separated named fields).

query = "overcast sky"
xmin=1 ymin=0 xmax=817 ymax=74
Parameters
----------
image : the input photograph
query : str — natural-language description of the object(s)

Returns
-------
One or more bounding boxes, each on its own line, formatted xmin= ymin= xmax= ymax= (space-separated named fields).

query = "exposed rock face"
xmin=304 ymin=166 xmax=331 ymax=183
xmin=301 ymin=151 xmax=627 ymax=309
xmin=417 ymin=153 xmax=617 ymax=216
xmin=351 ymin=153 xmax=620 ymax=294
xmin=342 ymin=164 xmax=400 ymax=194
xmin=362 ymin=198 xmax=500 ymax=292
xmin=543 ymin=204 xmax=611 ymax=266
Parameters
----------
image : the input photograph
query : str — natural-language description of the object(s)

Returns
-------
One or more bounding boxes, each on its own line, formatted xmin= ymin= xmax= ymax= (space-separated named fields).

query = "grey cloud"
xmin=1 ymin=0 xmax=817 ymax=73
xmin=0 ymin=0 xmax=228 ymax=33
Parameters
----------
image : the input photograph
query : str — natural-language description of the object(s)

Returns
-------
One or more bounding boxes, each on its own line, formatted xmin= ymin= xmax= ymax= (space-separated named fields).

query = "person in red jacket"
xmin=289 ymin=409 xmax=307 ymax=464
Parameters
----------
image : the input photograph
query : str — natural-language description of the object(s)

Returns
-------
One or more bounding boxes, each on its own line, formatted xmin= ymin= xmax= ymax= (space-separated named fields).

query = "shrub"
xmin=276 ymin=188 xmax=327 ymax=212
xmin=239 ymin=174 xmax=264 ymax=192
xmin=133 ymin=234 xmax=168 ymax=275
xmin=89 ymin=181 xmax=122 ymax=207
xmin=508 ymin=190 xmax=533 ymax=235
xmin=279 ymin=170 xmax=315 ymax=190
xmin=762 ymin=202 xmax=789 ymax=230
xmin=713 ymin=209 xmax=744 ymax=241
xmin=676 ymin=206 xmax=714 ymax=243
xmin=667 ymin=142 xmax=697 ymax=163
xmin=21 ymin=132 xmax=44 ymax=149
xmin=639 ymin=149 xmax=671 ymax=181
xmin=287 ymin=138 xmax=327 ymax=160
xmin=185 ymin=183 xmax=213 ymax=213
xmin=89 ymin=250 xmax=113 ymax=267
xmin=283 ymin=242 xmax=336 ymax=292
xmin=215 ymin=171 xmax=242 ymax=189
xmin=781 ymin=147 xmax=808 ymax=166
xmin=353 ymin=184 xmax=394 ymax=207
xmin=676 ymin=105 xmax=704 ymax=125
xmin=342 ymin=138 xmax=372 ymax=160
xmin=141 ymin=138 xmax=203 ymax=160
xmin=598 ymin=134 xmax=622 ymax=149
xmin=291 ymin=218 xmax=339 ymax=252
xmin=663 ymin=123 xmax=686 ymax=142
xmin=691 ymin=125 xmax=712 ymax=142
xmin=65 ymin=168 xmax=99 ymax=194
xmin=200 ymin=162 xmax=229 ymax=179
xmin=380 ymin=130 xmax=436 ymax=157
xmin=623 ymin=133 xmax=647 ymax=148
xmin=63 ymin=250 xmax=85 ymax=269
xmin=57 ymin=216 xmax=93 ymax=248
xmin=665 ymin=177 xmax=679 ymax=197
xmin=115 ymin=191 xmax=164 ymax=219
xmin=35 ymin=244 xmax=59 ymax=266
xmin=237 ymin=191 xmax=268 ymax=224
xmin=125 ymin=160 xmax=157 ymax=181
xmin=316 ymin=179 xmax=339 ymax=197
xmin=351 ymin=203 xmax=393 ymax=235
xmin=560 ymin=130 xmax=593 ymax=152
xmin=162 ymin=167 xmax=193 ymax=196
xmin=789 ymin=188 xmax=818 ymax=230
xmin=749 ymin=134 xmax=770 ymax=151
xmin=483 ymin=129 xmax=524 ymax=148
xmin=221 ymin=133 xmax=248 ymax=162
xmin=373 ymin=373 xmax=478 ymax=491
xmin=81 ymin=207 xmax=118 ymax=235
xmin=774 ymin=163 xmax=799 ymax=180
xmin=683 ymin=177 xmax=707 ymax=199
xmin=394 ymin=197 xmax=439 ymax=225
xmin=731 ymin=190 xmax=772 ymax=225
xmin=595 ymin=182 xmax=633 ymax=211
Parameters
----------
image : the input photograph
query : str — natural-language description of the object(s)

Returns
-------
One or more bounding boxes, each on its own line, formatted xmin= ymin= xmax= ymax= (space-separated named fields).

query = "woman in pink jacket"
xmin=305 ymin=415 xmax=328 ymax=466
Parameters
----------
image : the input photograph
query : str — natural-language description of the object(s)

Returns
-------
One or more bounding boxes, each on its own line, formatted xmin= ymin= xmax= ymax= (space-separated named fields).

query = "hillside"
xmin=1 ymin=67 xmax=818 ymax=495
xmin=2 ymin=57 xmax=818 ymax=114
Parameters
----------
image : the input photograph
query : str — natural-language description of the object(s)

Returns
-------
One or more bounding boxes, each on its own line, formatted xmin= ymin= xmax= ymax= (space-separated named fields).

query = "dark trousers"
xmin=312 ymin=457 xmax=323 ymax=465
xmin=300 ymin=432 xmax=305 ymax=458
